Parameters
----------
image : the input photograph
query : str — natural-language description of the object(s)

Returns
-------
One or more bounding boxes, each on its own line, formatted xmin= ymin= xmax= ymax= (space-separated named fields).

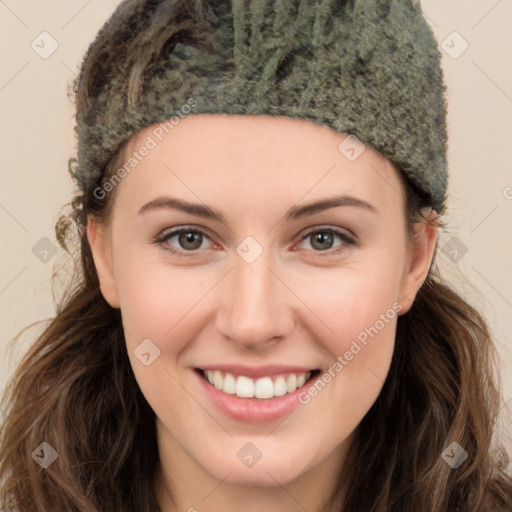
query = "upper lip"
xmin=196 ymin=364 xmax=319 ymax=379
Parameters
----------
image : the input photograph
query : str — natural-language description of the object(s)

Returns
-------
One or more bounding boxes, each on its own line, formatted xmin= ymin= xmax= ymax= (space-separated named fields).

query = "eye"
xmin=295 ymin=227 xmax=356 ymax=255
xmin=153 ymin=226 xmax=215 ymax=256
xmin=153 ymin=225 xmax=356 ymax=257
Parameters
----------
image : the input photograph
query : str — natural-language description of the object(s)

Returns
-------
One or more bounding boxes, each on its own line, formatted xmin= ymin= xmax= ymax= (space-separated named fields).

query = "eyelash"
xmin=152 ymin=226 xmax=356 ymax=258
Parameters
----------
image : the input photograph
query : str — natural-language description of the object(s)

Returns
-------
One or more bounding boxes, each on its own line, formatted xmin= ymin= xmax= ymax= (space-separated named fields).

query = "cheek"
xmin=115 ymin=243 xmax=406 ymax=362
xmin=298 ymin=254 xmax=405 ymax=351
xmin=291 ymin=255 xmax=404 ymax=421
xmin=115 ymin=264 xmax=212 ymax=411
xmin=115 ymin=263 xmax=211 ymax=346
xmin=113 ymin=240 xmax=405 ymax=475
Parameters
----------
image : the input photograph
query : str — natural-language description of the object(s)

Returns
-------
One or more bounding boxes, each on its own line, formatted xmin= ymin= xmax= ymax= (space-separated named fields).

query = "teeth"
xmin=254 ymin=377 xmax=273 ymax=399
xmin=223 ymin=372 xmax=236 ymax=394
xmin=213 ymin=370 xmax=223 ymax=390
xmin=286 ymin=374 xmax=297 ymax=393
xmin=236 ymin=375 xmax=255 ymax=398
xmin=203 ymin=370 xmax=312 ymax=399
xmin=297 ymin=373 xmax=306 ymax=388
xmin=273 ymin=376 xmax=287 ymax=396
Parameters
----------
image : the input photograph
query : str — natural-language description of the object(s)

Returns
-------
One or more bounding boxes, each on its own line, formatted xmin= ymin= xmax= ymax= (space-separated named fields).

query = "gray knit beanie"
xmin=73 ymin=0 xmax=448 ymax=212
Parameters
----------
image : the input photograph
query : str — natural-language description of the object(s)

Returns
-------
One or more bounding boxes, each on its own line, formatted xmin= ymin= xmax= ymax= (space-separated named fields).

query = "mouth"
xmin=194 ymin=368 xmax=321 ymax=400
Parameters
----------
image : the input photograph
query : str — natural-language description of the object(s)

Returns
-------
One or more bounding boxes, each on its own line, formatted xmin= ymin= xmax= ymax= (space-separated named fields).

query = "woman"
xmin=1 ymin=0 xmax=511 ymax=511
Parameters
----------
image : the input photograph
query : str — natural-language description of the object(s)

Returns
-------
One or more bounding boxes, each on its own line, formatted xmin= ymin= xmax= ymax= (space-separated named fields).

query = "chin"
xmin=197 ymin=444 xmax=313 ymax=487
xmin=214 ymin=463 xmax=305 ymax=487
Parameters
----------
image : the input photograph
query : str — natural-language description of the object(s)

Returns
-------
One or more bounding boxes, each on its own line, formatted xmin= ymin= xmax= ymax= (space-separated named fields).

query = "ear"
xmin=86 ymin=216 xmax=120 ymax=309
xmin=398 ymin=212 xmax=438 ymax=315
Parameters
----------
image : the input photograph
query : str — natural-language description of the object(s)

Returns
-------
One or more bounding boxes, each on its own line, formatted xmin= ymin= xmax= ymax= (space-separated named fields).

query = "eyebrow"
xmin=137 ymin=194 xmax=377 ymax=222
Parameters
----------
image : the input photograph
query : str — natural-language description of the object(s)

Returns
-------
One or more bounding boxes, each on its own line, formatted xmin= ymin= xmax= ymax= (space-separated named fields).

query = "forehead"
xmin=113 ymin=114 xmax=405 ymax=219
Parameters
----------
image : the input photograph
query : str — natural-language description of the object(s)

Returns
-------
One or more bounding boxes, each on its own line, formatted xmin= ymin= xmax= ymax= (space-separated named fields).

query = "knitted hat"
xmin=74 ymin=0 xmax=448 ymax=212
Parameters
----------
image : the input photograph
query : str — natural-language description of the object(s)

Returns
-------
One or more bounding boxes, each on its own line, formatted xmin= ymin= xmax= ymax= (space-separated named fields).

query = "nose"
xmin=215 ymin=250 xmax=295 ymax=351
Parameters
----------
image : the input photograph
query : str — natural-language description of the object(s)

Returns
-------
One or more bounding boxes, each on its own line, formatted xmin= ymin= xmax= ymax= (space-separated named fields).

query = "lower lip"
xmin=194 ymin=369 xmax=320 ymax=424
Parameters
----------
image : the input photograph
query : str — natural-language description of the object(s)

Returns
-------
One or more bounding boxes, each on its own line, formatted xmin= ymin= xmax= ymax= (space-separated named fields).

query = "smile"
xmin=198 ymin=369 xmax=320 ymax=400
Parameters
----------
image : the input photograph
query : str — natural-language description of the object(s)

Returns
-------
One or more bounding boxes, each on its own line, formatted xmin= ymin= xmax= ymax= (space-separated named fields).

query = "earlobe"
xmin=86 ymin=216 xmax=120 ymax=309
xmin=398 ymin=214 xmax=439 ymax=315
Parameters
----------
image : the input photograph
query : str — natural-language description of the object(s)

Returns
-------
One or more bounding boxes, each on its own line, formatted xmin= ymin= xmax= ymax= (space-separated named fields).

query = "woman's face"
xmin=88 ymin=114 xmax=436 ymax=494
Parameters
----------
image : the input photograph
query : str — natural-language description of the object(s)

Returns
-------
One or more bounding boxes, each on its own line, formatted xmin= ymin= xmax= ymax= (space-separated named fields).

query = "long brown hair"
xmin=1 ymin=1 xmax=511 ymax=511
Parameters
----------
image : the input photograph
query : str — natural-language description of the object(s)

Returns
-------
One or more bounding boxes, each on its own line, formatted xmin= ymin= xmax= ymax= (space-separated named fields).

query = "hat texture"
xmin=74 ymin=0 xmax=448 ymax=211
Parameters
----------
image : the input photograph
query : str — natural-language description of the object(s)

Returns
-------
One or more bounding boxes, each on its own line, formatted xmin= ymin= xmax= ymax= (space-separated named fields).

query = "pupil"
xmin=313 ymin=232 xmax=332 ymax=250
xmin=180 ymin=232 xmax=201 ymax=250
xmin=176 ymin=231 xmax=334 ymax=251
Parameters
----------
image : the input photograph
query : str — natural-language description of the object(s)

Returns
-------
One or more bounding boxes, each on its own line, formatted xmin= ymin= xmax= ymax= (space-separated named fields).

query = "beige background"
xmin=1 ymin=2 xmax=511 ymax=438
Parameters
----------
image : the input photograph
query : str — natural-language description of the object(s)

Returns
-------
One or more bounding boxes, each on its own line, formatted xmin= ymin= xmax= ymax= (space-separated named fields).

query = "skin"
xmin=87 ymin=114 xmax=438 ymax=512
